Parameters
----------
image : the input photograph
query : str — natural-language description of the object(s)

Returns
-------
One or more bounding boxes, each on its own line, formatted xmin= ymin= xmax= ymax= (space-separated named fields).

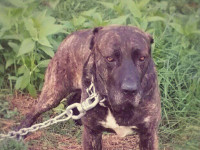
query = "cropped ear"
xmin=89 ymin=27 xmax=103 ymax=50
xmin=146 ymin=33 xmax=154 ymax=44
xmin=82 ymin=53 xmax=95 ymax=87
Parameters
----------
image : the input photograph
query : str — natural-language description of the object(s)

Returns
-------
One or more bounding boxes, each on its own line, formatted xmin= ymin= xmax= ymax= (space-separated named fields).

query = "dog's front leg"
xmin=82 ymin=125 xmax=102 ymax=150
xmin=139 ymin=129 xmax=159 ymax=150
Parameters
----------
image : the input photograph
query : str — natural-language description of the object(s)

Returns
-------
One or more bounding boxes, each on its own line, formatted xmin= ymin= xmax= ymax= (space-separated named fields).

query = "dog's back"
xmin=18 ymin=29 xmax=93 ymax=128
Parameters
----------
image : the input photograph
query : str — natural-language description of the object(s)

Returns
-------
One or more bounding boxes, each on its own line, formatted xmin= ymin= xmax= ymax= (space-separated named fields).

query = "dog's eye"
xmin=139 ymin=56 xmax=145 ymax=61
xmin=106 ymin=56 xmax=115 ymax=62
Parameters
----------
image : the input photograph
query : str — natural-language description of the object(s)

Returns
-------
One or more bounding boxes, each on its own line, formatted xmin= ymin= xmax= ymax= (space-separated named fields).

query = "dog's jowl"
xmin=19 ymin=26 xmax=161 ymax=150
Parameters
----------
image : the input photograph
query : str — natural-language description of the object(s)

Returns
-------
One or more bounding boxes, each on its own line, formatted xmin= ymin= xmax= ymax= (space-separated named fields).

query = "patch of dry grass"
xmin=1 ymin=94 xmax=140 ymax=150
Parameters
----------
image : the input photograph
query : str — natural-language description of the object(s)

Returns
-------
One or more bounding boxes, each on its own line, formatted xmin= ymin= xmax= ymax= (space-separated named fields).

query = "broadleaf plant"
xmin=0 ymin=0 xmax=63 ymax=96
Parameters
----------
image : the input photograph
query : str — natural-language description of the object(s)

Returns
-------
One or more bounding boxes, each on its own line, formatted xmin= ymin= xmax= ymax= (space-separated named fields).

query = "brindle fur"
xmin=19 ymin=26 xmax=161 ymax=150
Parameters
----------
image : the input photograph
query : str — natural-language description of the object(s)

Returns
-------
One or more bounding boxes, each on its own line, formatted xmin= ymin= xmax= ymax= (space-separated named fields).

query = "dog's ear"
xmin=83 ymin=27 xmax=103 ymax=87
xmin=90 ymin=27 xmax=103 ymax=50
xmin=145 ymin=33 xmax=154 ymax=55
xmin=146 ymin=33 xmax=154 ymax=44
xmin=82 ymin=53 xmax=95 ymax=87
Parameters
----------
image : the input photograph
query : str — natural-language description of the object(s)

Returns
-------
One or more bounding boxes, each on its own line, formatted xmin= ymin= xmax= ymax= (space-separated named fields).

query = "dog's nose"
xmin=121 ymin=81 xmax=138 ymax=94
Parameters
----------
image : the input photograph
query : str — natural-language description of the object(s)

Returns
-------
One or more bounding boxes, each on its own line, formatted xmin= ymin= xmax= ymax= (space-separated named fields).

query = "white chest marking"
xmin=144 ymin=116 xmax=150 ymax=123
xmin=99 ymin=109 xmax=137 ymax=137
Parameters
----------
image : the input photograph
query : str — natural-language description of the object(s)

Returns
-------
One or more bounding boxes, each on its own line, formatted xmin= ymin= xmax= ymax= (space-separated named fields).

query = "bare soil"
xmin=1 ymin=93 xmax=140 ymax=150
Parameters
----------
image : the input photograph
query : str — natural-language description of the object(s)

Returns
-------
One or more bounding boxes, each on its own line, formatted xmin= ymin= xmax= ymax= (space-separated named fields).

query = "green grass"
xmin=0 ymin=90 xmax=18 ymax=119
xmin=0 ymin=139 xmax=27 ymax=150
xmin=153 ymin=20 xmax=200 ymax=149
xmin=0 ymin=0 xmax=200 ymax=149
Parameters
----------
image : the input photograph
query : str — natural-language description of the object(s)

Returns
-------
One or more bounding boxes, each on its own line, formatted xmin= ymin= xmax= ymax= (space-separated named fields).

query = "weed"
xmin=0 ymin=138 xmax=27 ymax=150
xmin=0 ymin=0 xmax=63 ymax=96
xmin=0 ymin=90 xmax=18 ymax=119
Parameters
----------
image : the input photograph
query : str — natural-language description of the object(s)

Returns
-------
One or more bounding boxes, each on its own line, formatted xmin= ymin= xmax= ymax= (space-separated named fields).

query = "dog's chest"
xmin=99 ymin=109 xmax=137 ymax=137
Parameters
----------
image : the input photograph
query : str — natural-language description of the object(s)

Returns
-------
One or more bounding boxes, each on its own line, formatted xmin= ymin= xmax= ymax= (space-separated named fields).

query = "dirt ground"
xmin=1 ymin=93 xmax=140 ymax=150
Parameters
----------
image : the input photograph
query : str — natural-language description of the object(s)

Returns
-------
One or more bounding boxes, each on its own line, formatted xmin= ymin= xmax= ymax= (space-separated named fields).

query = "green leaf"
xmin=140 ymin=19 xmax=148 ymax=31
xmin=184 ymin=16 xmax=198 ymax=35
xmin=82 ymin=8 xmax=97 ymax=16
xmin=8 ymin=76 xmax=17 ymax=80
xmin=41 ymin=24 xmax=63 ymax=37
xmin=110 ymin=15 xmax=129 ymax=25
xmin=6 ymin=59 xmax=14 ymax=69
xmin=127 ymin=0 xmax=141 ymax=18
xmin=129 ymin=17 xmax=140 ymax=27
xmin=0 ymin=64 xmax=4 ymax=73
xmin=17 ymin=66 xmax=26 ymax=75
xmin=37 ymin=73 xmax=45 ymax=80
xmin=39 ymin=16 xmax=63 ymax=37
xmin=53 ymin=103 xmax=65 ymax=113
xmin=72 ymin=16 xmax=86 ymax=27
xmin=48 ymin=0 xmax=60 ymax=9
xmin=93 ymin=13 xmax=103 ymax=25
xmin=38 ymin=37 xmax=52 ymax=48
xmin=147 ymin=16 xmax=166 ymax=22
xmin=40 ymin=46 xmax=55 ymax=57
xmin=0 ymin=44 xmax=3 ymax=50
xmin=28 ymin=84 xmax=37 ymax=97
xmin=15 ymin=69 xmax=30 ymax=90
xmin=97 ymin=1 xmax=114 ymax=9
xmin=25 ymin=19 xmax=38 ymax=41
xmin=38 ymin=59 xmax=50 ymax=68
xmin=8 ymin=42 xmax=19 ymax=53
xmin=191 ymin=30 xmax=200 ymax=34
xmin=20 ymin=70 xmax=30 ymax=90
xmin=62 ymin=21 xmax=74 ymax=29
xmin=0 ymin=6 xmax=11 ymax=27
xmin=2 ymin=34 xmax=22 ymax=40
xmin=7 ymin=0 xmax=25 ymax=7
xmin=17 ymin=38 xmax=35 ymax=57
xmin=138 ymin=0 xmax=150 ymax=9
xmin=15 ymin=76 xmax=23 ymax=90
xmin=113 ymin=2 xmax=124 ymax=15
xmin=156 ymin=1 xmax=168 ymax=10
xmin=169 ymin=23 xmax=184 ymax=34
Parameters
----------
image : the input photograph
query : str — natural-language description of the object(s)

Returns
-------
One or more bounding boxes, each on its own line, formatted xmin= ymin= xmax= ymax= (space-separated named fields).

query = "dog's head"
xmin=86 ymin=26 xmax=155 ymax=112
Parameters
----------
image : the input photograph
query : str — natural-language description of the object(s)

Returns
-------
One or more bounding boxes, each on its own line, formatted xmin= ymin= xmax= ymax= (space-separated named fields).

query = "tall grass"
xmin=153 ymin=22 xmax=200 ymax=149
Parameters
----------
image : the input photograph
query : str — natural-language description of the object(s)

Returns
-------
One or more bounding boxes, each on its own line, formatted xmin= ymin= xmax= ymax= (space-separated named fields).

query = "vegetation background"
xmin=0 ymin=0 xmax=199 ymax=149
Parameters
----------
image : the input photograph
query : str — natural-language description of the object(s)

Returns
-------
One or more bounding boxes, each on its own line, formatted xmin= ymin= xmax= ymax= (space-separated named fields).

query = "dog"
xmin=19 ymin=25 xmax=161 ymax=150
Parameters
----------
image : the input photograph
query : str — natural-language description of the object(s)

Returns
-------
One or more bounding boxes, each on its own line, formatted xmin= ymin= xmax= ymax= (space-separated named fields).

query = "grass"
xmin=153 ymin=19 xmax=200 ymax=149
xmin=158 ymin=62 xmax=200 ymax=148
xmin=0 ymin=139 xmax=27 ymax=150
xmin=0 ymin=90 xmax=18 ymax=119
xmin=0 ymin=0 xmax=200 ymax=149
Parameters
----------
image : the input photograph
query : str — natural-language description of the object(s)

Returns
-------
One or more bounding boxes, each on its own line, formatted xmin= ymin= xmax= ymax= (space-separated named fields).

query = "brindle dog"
xmin=19 ymin=26 xmax=161 ymax=150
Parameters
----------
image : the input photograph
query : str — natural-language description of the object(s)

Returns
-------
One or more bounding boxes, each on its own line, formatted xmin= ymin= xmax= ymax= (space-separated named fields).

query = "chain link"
xmin=0 ymin=82 xmax=105 ymax=141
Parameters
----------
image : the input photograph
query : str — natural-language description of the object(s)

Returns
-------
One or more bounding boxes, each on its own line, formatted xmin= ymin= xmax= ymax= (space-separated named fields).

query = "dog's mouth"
xmin=113 ymin=102 xmax=134 ymax=113
xmin=102 ymin=93 xmax=142 ymax=113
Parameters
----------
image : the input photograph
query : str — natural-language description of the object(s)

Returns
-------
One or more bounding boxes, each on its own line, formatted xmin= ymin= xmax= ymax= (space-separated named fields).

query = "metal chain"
xmin=0 ymin=82 xmax=105 ymax=141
